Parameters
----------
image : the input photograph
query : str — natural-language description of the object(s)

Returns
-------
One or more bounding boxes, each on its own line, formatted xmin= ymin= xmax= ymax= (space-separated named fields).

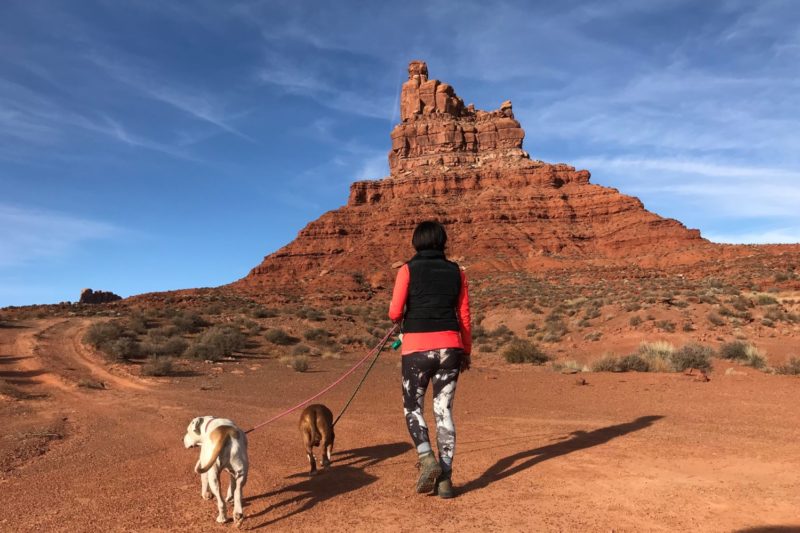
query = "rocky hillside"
xmin=232 ymin=61 xmax=723 ymax=302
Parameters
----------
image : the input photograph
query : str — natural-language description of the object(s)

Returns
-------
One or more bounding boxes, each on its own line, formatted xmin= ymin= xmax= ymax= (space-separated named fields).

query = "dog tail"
xmin=196 ymin=426 xmax=238 ymax=474
xmin=309 ymin=411 xmax=321 ymax=446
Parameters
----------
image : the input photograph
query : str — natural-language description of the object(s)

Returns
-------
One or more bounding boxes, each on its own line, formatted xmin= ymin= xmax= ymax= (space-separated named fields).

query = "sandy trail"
xmin=1 ymin=319 xmax=800 ymax=532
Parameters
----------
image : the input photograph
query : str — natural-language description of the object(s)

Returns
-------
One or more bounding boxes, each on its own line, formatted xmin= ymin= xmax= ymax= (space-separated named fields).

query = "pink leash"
xmin=244 ymin=324 xmax=399 ymax=435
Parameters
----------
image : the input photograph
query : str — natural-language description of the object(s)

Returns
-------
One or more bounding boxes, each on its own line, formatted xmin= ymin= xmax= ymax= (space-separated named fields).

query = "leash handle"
xmin=244 ymin=324 xmax=399 ymax=435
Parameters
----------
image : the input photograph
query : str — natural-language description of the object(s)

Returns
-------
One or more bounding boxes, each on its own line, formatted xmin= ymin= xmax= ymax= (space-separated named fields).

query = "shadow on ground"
xmin=0 ymin=363 xmax=47 ymax=387
xmin=460 ymin=415 xmax=664 ymax=495
xmin=245 ymin=441 xmax=411 ymax=528
xmin=734 ymin=525 xmax=800 ymax=533
xmin=0 ymin=369 xmax=47 ymax=380
xmin=0 ymin=356 xmax=32 ymax=365
xmin=0 ymin=364 xmax=47 ymax=386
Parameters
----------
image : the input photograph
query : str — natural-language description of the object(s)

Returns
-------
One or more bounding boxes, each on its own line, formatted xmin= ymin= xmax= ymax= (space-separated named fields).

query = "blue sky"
xmin=1 ymin=0 xmax=799 ymax=306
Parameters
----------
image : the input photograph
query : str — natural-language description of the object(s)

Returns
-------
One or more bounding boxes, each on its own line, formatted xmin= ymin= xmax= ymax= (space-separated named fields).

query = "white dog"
xmin=183 ymin=416 xmax=249 ymax=524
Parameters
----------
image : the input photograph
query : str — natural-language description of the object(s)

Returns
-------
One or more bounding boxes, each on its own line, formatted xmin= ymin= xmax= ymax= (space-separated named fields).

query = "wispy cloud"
xmin=520 ymin=68 xmax=800 ymax=157
xmin=1 ymin=2 xmax=255 ymax=160
xmin=353 ymin=153 xmax=389 ymax=182
xmin=641 ymin=182 xmax=800 ymax=219
xmin=0 ymin=204 xmax=123 ymax=267
xmin=273 ymin=191 xmax=321 ymax=211
xmin=573 ymin=156 xmax=800 ymax=181
xmin=0 ymin=78 xmax=199 ymax=161
xmin=93 ymin=115 xmax=202 ymax=161
xmin=576 ymin=155 xmax=800 ymax=243
xmin=87 ymin=53 xmax=256 ymax=142
xmin=256 ymin=52 xmax=396 ymax=120
xmin=0 ymin=78 xmax=73 ymax=145
xmin=289 ymin=116 xmax=389 ymax=181
xmin=272 ymin=116 xmax=388 ymax=211
xmin=578 ymin=155 xmax=800 ymax=219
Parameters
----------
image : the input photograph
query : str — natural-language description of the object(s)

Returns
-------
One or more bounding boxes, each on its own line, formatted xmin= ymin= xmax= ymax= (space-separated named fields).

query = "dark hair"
xmin=412 ymin=221 xmax=447 ymax=252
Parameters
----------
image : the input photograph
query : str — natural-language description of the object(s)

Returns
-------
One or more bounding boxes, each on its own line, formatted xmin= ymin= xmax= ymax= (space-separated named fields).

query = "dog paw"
xmin=234 ymin=513 xmax=244 ymax=527
xmin=201 ymin=492 xmax=211 ymax=500
xmin=216 ymin=515 xmax=228 ymax=524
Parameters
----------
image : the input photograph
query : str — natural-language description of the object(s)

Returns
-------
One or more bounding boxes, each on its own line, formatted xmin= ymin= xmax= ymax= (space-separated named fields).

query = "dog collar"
xmin=203 ymin=417 xmax=215 ymax=433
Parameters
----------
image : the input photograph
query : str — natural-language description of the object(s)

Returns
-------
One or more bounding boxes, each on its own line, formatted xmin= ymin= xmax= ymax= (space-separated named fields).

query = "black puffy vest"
xmin=402 ymin=250 xmax=461 ymax=333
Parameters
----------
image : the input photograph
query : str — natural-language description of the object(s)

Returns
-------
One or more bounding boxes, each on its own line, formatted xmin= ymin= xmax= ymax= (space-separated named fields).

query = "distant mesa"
xmin=79 ymin=288 xmax=122 ymax=304
xmin=230 ymin=60 xmax=719 ymax=302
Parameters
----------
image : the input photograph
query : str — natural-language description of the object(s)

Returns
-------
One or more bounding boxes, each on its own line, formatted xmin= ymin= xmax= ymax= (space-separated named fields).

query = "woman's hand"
xmin=460 ymin=354 xmax=471 ymax=372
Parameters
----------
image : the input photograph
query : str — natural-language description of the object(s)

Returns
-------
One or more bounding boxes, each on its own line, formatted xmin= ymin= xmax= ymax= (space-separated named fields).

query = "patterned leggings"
xmin=402 ymin=348 xmax=462 ymax=473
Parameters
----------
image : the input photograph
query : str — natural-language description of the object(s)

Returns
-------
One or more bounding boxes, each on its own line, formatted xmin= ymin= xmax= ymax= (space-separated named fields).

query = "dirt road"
xmin=1 ymin=319 xmax=799 ymax=532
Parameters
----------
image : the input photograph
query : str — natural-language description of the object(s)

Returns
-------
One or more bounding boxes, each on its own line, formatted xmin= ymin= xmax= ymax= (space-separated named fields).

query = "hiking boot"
xmin=415 ymin=452 xmax=442 ymax=493
xmin=436 ymin=472 xmax=454 ymax=499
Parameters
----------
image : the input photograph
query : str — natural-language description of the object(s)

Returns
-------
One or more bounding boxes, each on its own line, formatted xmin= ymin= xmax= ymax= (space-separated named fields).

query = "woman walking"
xmin=389 ymin=220 xmax=472 ymax=498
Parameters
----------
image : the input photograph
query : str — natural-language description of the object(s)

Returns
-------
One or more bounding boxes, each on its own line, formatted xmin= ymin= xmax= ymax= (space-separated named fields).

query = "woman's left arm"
xmin=388 ymin=264 xmax=410 ymax=323
xmin=457 ymin=270 xmax=472 ymax=356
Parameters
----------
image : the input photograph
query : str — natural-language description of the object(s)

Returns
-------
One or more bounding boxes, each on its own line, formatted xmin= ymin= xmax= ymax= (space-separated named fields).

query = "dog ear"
xmin=193 ymin=417 xmax=204 ymax=434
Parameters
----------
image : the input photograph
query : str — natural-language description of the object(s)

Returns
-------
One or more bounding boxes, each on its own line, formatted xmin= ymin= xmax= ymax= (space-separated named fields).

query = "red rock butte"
xmin=232 ymin=61 xmax=722 ymax=301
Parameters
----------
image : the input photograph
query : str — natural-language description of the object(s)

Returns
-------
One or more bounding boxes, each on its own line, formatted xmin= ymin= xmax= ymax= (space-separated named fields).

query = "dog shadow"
xmin=459 ymin=415 xmax=664 ymax=495
xmin=244 ymin=441 xmax=411 ymax=529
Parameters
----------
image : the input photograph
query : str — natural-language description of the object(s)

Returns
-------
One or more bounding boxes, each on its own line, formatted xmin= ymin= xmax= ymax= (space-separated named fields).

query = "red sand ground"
xmin=2 ymin=318 xmax=800 ymax=532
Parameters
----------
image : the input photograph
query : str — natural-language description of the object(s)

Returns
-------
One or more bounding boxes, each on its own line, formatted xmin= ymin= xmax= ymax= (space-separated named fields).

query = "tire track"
xmin=3 ymin=319 xmax=72 ymax=392
xmin=64 ymin=319 xmax=149 ymax=391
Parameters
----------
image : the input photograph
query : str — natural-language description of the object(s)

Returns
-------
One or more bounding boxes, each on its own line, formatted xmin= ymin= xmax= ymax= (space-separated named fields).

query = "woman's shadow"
xmin=244 ymin=441 xmax=411 ymax=529
xmin=459 ymin=415 xmax=664 ymax=495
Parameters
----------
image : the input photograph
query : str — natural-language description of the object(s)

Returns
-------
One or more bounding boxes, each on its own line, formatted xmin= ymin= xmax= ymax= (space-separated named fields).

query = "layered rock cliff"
xmin=232 ymin=61 xmax=710 ymax=301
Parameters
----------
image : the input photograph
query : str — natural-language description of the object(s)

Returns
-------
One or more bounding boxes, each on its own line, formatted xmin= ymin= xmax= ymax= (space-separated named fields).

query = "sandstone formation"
xmin=79 ymin=288 xmax=122 ymax=304
xmin=232 ymin=61 xmax=712 ymax=301
xmin=391 ymin=60 xmax=527 ymax=174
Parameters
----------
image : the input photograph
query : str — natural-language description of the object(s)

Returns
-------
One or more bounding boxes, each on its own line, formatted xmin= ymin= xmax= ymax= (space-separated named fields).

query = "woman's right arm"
xmin=388 ymin=264 xmax=409 ymax=323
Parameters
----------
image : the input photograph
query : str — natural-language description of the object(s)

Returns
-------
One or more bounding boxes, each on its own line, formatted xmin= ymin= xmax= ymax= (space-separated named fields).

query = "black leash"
xmin=244 ymin=325 xmax=398 ymax=435
xmin=332 ymin=324 xmax=399 ymax=427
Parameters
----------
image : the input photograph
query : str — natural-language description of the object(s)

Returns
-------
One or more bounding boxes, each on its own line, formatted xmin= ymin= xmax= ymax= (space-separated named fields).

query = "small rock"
xmin=683 ymin=369 xmax=710 ymax=382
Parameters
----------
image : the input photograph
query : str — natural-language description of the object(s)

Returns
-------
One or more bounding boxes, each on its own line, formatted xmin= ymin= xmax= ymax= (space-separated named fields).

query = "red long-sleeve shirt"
xmin=389 ymin=263 xmax=472 ymax=356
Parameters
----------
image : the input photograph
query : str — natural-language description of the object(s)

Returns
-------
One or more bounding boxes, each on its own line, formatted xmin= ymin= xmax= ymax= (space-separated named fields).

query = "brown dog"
xmin=298 ymin=404 xmax=335 ymax=475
